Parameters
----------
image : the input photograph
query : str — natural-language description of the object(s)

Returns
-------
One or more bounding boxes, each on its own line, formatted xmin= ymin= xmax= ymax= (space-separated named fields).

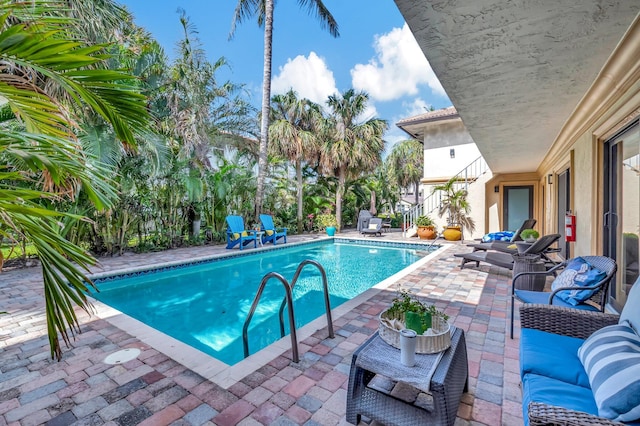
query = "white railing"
xmin=402 ymin=202 xmax=423 ymax=236
xmin=403 ymin=156 xmax=489 ymax=234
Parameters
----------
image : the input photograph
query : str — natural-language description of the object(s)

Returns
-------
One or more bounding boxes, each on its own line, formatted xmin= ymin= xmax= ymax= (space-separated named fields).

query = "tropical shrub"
xmin=315 ymin=213 xmax=338 ymax=230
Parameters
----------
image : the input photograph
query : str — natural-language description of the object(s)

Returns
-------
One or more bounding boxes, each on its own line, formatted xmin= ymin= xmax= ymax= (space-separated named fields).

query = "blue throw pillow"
xmin=550 ymin=257 xmax=606 ymax=306
xmin=577 ymin=323 xmax=640 ymax=422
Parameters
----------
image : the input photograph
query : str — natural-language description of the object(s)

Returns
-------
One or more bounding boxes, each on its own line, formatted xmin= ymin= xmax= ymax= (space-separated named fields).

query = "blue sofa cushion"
xmin=578 ymin=323 xmax=640 ymax=422
xmin=520 ymin=328 xmax=590 ymax=387
xmin=514 ymin=289 xmax=600 ymax=311
xmin=550 ymin=257 xmax=606 ymax=306
xmin=522 ymin=373 xmax=597 ymax=426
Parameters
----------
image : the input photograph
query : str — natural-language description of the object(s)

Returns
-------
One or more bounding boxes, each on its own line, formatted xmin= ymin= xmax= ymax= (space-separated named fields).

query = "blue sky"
xmin=119 ymin=0 xmax=452 ymax=147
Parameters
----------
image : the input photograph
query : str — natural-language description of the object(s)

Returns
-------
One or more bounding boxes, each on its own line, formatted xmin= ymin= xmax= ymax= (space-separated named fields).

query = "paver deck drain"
xmin=104 ymin=348 xmax=140 ymax=364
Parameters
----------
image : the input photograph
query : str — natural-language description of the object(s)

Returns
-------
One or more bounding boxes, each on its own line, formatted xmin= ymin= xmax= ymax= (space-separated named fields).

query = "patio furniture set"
xmin=518 ymin=276 xmax=640 ymax=425
xmin=344 ymin=216 xmax=640 ymax=425
xmin=225 ymin=214 xmax=287 ymax=250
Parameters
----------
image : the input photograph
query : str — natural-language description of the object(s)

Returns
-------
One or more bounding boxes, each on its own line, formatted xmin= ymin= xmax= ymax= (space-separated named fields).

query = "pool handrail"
xmin=278 ymin=260 xmax=334 ymax=340
xmin=242 ymin=271 xmax=299 ymax=362
xmin=242 ymin=260 xmax=335 ymax=363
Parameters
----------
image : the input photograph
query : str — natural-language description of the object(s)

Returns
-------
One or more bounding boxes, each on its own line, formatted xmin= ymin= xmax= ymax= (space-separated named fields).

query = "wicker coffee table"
xmin=346 ymin=327 xmax=468 ymax=426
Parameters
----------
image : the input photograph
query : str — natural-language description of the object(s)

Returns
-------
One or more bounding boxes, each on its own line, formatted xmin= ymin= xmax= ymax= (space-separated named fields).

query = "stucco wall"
xmin=571 ymin=134 xmax=598 ymax=256
xmin=540 ymin=83 xmax=640 ymax=257
xmin=423 ymin=139 xmax=480 ymax=180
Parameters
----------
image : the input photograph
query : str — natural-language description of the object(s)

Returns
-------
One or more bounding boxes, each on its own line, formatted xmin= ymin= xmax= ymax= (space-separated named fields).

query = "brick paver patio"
xmin=0 ymin=231 xmax=523 ymax=425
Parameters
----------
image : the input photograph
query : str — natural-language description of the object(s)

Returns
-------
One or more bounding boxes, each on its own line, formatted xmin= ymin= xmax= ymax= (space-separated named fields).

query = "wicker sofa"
xmin=519 ymin=277 xmax=640 ymax=426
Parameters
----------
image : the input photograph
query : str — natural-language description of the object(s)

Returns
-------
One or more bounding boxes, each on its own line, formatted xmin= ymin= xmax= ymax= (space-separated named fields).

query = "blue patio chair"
xmin=225 ymin=215 xmax=257 ymax=250
xmin=259 ymin=214 xmax=287 ymax=245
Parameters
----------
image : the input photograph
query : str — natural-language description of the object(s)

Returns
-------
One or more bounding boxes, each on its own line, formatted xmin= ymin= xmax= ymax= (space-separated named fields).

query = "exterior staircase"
xmin=403 ymin=156 xmax=489 ymax=234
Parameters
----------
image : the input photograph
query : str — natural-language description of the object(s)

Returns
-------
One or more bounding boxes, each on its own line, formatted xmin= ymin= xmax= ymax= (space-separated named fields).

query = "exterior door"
xmin=503 ymin=186 xmax=534 ymax=231
xmin=557 ymin=169 xmax=570 ymax=259
xmin=603 ymin=120 xmax=639 ymax=311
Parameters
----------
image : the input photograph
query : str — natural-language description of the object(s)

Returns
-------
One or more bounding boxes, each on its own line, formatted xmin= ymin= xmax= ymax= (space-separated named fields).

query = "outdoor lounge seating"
xmin=361 ymin=217 xmax=382 ymax=237
xmin=510 ymin=255 xmax=617 ymax=339
xmin=381 ymin=216 xmax=392 ymax=232
xmin=518 ymin=276 xmax=640 ymax=425
xmin=225 ymin=215 xmax=257 ymax=250
xmin=455 ymin=233 xmax=561 ymax=270
xmin=259 ymin=214 xmax=287 ymax=245
xmin=467 ymin=218 xmax=537 ymax=254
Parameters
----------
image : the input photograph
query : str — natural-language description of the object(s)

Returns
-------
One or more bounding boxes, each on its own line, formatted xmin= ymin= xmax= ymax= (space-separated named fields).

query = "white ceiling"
xmin=394 ymin=0 xmax=640 ymax=173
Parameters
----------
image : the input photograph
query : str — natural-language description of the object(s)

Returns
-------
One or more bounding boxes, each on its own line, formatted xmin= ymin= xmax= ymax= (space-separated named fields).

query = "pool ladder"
xmin=242 ymin=259 xmax=335 ymax=363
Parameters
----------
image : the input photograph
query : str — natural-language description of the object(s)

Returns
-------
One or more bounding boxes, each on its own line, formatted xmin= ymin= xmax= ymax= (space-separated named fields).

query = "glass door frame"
xmin=603 ymin=118 xmax=639 ymax=311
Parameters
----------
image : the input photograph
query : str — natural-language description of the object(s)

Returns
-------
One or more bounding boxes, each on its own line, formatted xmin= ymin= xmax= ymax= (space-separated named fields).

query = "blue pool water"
xmin=91 ymin=239 xmax=432 ymax=365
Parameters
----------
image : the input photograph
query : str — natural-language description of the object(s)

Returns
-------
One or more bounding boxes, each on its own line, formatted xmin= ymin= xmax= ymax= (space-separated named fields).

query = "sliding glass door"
xmin=603 ymin=120 xmax=639 ymax=311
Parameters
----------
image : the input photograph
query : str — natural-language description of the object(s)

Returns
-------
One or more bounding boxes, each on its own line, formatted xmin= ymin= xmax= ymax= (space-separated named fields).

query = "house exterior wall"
xmin=537 ymin=31 xmax=640 ymax=257
xmin=422 ymin=121 xmax=480 ymax=181
xmin=482 ymin=172 xmax=541 ymax=234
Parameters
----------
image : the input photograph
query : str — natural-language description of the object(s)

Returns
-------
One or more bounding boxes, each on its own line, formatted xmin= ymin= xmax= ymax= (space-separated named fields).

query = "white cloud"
xmin=403 ymin=98 xmax=433 ymax=118
xmin=271 ymin=51 xmax=337 ymax=106
xmin=351 ymin=24 xmax=446 ymax=101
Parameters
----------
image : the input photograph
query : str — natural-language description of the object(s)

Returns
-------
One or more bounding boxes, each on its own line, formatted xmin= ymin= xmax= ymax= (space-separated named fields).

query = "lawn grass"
xmin=1 ymin=243 xmax=37 ymax=260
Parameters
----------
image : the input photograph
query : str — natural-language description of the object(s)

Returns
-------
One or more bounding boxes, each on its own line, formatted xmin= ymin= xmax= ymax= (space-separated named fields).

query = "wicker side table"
xmin=346 ymin=328 xmax=468 ymax=426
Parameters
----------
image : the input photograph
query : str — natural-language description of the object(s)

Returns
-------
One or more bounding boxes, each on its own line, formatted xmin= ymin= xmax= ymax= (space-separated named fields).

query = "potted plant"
xmin=432 ymin=177 xmax=476 ymax=241
xmin=415 ymin=215 xmax=436 ymax=240
xmin=315 ymin=213 xmax=338 ymax=236
xmin=520 ymin=228 xmax=540 ymax=243
xmin=385 ymin=290 xmax=449 ymax=334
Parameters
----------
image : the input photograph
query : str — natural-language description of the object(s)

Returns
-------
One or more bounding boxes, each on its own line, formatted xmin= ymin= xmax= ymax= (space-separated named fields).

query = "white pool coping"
xmin=89 ymin=239 xmax=453 ymax=389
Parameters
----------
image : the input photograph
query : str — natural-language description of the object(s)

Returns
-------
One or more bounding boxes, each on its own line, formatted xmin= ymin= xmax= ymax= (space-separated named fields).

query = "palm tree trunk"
xmin=255 ymin=0 xmax=274 ymax=222
xmin=336 ymin=167 xmax=346 ymax=229
xmin=296 ymin=157 xmax=303 ymax=233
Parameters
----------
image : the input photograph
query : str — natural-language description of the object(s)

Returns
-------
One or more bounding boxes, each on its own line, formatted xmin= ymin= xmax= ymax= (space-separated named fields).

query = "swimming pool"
xmin=90 ymin=239 xmax=434 ymax=365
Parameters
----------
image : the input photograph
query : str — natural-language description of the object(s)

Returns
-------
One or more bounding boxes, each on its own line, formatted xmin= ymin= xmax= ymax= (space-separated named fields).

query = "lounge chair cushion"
xmin=520 ymin=328 xmax=590 ymax=387
xmin=550 ymin=257 xmax=606 ymax=305
xmin=231 ymin=231 xmax=249 ymax=240
xmin=481 ymin=231 xmax=514 ymax=242
xmin=620 ymin=277 xmax=640 ymax=333
xmin=514 ymin=289 xmax=599 ymax=310
xmin=521 ymin=373 xmax=598 ymax=424
xmin=577 ymin=323 xmax=640 ymax=422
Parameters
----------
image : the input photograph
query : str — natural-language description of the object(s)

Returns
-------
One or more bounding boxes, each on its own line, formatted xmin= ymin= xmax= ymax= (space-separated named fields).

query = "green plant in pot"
xmin=521 ymin=228 xmax=539 ymax=243
xmin=386 ymin=290 xmax=449 ymax=334
xmin=315 ymin=213 xmax=338 ymax=236
xmin=415 ymin=215 xmax=436 ymax=239
xmin=432 ymin=176 xmax=476 ymax=240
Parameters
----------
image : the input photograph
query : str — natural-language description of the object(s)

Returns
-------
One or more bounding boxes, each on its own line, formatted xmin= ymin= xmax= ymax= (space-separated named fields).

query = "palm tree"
xmin=388 ymin=139 xmax=424 ymax=205
xmin=320 ymin=89 xmax=388 ymax=228
xmin=0 ymin=1 xmax=149 ymax=359
xmin=269 ymin=90 xmax=323 ymax=233
xmin=432 ymin=176 xmax=476 ymax=239
xmin=230 ymin=0 xmax=339 ymax=222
